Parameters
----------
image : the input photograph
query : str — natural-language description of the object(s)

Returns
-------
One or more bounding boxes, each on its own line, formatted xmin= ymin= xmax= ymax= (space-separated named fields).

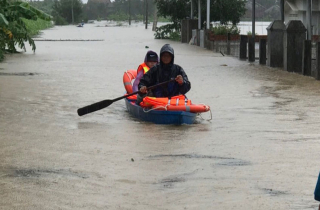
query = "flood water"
xmin=0 ymin=21 xmax=320 ymax=210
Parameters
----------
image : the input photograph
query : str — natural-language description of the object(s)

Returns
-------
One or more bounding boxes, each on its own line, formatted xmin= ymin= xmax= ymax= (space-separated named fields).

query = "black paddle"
xmin=77 ymin=78 xmax=175 ymax=116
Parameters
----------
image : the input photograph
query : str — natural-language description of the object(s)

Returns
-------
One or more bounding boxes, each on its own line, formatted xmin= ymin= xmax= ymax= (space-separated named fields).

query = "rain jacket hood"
xmin=160 ymin=44 xmax=174 ymax=65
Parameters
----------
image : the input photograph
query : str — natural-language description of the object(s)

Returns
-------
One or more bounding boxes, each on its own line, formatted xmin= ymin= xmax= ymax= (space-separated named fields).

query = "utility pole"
xmin=280 ymin=0 xmax=284 ymax=22
xmin=198 ymin=0 xmax=201 ymax=29
xmin=206 ymin=0 xmax=210 ymax=29
xmin=307 ymin=0 xmax=312 ymax=40
xmin=143 ymin=0 xmax=145 ymax=24
xmin=145 ymin=0 xmax=148 ymax=29
xmin=252 ymin=0 xmax=255 ymax=38
xmin=71 ymin=0 xmax=74 ymax=24
xmin=248 ymin=0 xmax=256 ymax=62
xmin=129 ymin=0 xmax=131 ymax=26
xmin=191 ymin=0 xmax=193 ymax=19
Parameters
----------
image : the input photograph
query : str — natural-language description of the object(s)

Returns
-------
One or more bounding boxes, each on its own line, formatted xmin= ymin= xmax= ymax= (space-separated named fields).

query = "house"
xmin=284 ymin=0 xmax=320 ymax=35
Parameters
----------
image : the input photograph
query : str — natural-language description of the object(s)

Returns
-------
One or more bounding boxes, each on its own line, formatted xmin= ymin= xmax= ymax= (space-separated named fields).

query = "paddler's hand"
xmin=175 ymin=75 xmax=183 ymax=85
xmin=139 ymin=86 xmax=147 ymax=94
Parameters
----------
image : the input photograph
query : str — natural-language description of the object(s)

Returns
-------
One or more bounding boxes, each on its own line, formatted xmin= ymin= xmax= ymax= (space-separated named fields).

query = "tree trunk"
xmin=152 ymin=4 xmax=158 ymax=31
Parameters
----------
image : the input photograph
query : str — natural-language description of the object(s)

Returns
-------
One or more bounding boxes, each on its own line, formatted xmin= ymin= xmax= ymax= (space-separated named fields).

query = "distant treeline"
xmin=29 ymin=0 xmax=157 ymax=25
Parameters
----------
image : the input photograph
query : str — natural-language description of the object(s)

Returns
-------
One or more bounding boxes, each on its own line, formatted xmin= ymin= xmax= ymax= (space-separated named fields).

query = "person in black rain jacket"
xmin=137 ymin=44 xmax=191 ymax=104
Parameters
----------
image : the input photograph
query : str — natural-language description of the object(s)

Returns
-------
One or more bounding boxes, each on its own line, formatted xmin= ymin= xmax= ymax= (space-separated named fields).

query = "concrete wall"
xmin=181 ymin=19 xmax=198 ymax=43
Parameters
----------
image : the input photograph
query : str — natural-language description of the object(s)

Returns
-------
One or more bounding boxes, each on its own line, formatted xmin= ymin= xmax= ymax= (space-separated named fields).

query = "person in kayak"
xmin=132 ymin=51 xmax=159 ymax=92
xmin=137 ymin=44 xmax=191 ymax=105
xmin=315 ymin=171 xmax=320 ymax=210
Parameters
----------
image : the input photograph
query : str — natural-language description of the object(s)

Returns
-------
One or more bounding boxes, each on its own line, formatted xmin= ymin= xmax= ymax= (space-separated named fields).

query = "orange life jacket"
xmin=140 ymin=95 xmax=210 ymax=113
xmin=141 ymin=95 xmax=191 ymax=107
xmin=137 ymin=63 xmax=150 ymax=75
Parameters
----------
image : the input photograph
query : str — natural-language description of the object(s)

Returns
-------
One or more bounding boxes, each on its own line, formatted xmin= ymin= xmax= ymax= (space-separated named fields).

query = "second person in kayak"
xmin=137 ymin=44 xmax=191 ymax=104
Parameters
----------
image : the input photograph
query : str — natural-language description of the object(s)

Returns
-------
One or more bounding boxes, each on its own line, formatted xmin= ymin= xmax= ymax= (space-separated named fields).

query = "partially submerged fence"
xmin=183 ymin=19 xmax=320 ymax=82
xmin=204 ymin=32 xmax=268 ymax=60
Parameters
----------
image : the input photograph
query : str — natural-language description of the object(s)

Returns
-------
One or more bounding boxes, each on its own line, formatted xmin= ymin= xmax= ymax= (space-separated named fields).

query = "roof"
xmin=265 ymin=5 xmax=280 ymax=14
xmin=284 ymin=1 xmax=299 ymax=12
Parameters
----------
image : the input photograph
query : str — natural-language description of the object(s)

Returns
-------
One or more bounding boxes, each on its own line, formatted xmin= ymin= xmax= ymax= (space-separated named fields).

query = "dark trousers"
xmin=136 ymin=92 xmax=154 ymax=105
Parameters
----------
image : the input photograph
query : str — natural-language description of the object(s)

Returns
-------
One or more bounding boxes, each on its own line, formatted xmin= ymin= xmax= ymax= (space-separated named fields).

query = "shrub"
xmin=154 ymin=23 xmax=181 ymax=40
xmin=211 ymin=24 xmax=240 ymax=35
xmin=108 ymin=12 xmax=128 ymax=21
xmin=247 ymin=31 xmax=258 ymax=35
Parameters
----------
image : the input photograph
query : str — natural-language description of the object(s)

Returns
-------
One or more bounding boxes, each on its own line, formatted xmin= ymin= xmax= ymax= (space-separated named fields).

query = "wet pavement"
xmin=0 ymin=21 xmax=320 ymax=210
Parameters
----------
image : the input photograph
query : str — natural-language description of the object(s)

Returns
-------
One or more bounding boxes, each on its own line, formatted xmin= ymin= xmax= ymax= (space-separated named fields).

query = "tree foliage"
xmin=84 ymin=1 xmax=109 ymax=20
xmin=208 ymin=0 xmax=247 ymax=25
xmin=155 ymin=0 xmax=246 ymax=29
xmin=155 ymin=0 xmax=189 ymax=29
xmin=154 ymin=0 xmax=246 ymax=39
xmin=0 ymin=0 xmax=52 ymax=61
xmin=52 ymin=0 xmax=83 ymax=24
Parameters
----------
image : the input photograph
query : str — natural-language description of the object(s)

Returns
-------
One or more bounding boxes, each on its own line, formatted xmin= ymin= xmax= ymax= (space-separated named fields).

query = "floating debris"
xmin=0 ymin=72 xmax=40 ymax=76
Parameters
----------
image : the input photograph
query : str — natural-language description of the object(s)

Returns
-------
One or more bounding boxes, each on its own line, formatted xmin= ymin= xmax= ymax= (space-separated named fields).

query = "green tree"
xmin=84 ymin=2 xmax=109 ymax=20
xmin=154 ymin=0 xmax=246 ymax=39
xmin=155 ymin=0 xmax=247 ymax=30
xmin=208 ymin=0 xmax=246 ymax=25
xmin=0 ymin=0 xmax=51 ymax=61
xmin=52 ymin=0 xmax=83 ymax=24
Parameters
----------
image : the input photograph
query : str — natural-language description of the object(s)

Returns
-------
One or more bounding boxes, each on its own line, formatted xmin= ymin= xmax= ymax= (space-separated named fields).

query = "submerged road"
xmin=0 ymin=21 xmax=320 ymax=210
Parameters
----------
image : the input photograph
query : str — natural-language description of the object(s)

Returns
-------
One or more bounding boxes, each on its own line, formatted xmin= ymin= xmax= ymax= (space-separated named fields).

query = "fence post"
xmin=316 ymin=42 xmax=320 ymax=80
xmin=197 ymin=30 xmax=200 ymax=47
xmin=267 ymin=20 xmax=285 ymax=67
xmin=302 ymin=40 xmax=312 ymax=76
xmin=259 ymin=39 xmax=267 ymax=65
xmin=239 ymin=35 xmax=248 ymax=60
xmin=284 ymin=20 xmax=306 ymax=73
xmin=227 ymin=33 xmax=231 ymax=55
xmin=248 ymin=37 xmax=255 ymax=62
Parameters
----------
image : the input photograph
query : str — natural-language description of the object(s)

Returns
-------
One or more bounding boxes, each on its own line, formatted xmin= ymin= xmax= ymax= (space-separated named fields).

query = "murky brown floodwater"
xmin=1 ymin=21 xmax=320 ymax=210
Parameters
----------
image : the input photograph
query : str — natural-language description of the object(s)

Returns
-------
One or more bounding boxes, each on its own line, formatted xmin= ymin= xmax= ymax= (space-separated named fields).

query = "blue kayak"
xmin=125 ymin=98 xmax=197 ymax=125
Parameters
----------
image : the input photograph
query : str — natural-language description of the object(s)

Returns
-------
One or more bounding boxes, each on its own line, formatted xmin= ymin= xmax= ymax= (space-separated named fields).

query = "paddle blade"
xmin=77 ymin=100 xmax=113 ymax=116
